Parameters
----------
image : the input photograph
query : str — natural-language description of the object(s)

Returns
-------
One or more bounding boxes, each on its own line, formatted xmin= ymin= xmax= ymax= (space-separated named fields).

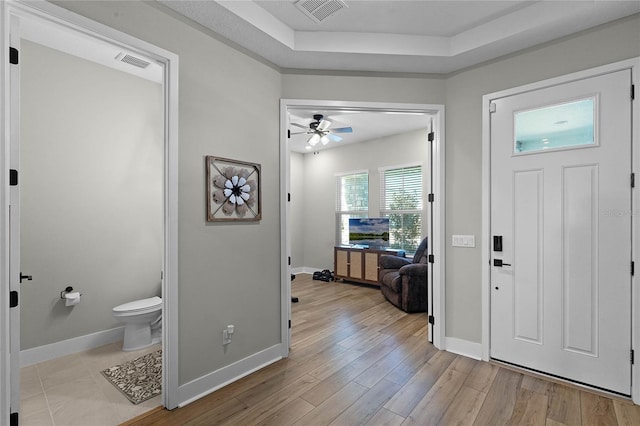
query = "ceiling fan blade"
xmin=290 ymin=123 xmax=308 ymax=130
xmin=331 ymin=126 xmax=352 ymax=133
xmin=317 ymin=119 xmax=332 ymax=131
xmin=327 ymin=133 xmax=342 ymax=142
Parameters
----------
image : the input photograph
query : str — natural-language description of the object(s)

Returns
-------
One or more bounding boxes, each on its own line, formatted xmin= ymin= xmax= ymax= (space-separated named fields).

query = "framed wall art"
xmin=206 ymin=156 xmax=262 ymax=222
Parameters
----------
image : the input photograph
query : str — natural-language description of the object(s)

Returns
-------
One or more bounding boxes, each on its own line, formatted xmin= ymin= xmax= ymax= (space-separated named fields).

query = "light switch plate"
xmin=452 ymin=235 xmax=475 ymax=248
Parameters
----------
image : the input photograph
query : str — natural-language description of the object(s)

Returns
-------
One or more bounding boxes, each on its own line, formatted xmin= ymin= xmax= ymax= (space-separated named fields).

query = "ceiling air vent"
xmin=115 ymin=52 xmax=151 ymax=69
xmin=295 ymin=0 xmax=348 ymax=23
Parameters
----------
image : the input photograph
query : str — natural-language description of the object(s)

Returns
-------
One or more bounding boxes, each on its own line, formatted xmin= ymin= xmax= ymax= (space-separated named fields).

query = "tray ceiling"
xmin=159 ymin=0 xmax=640 ymax=74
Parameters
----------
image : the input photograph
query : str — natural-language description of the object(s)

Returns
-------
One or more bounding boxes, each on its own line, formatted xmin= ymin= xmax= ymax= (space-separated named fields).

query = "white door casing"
xmin=8 ymin=13 xmax=21 ymax=417
xmin=279 ymin=100 xmax=446 ymax=351
xmin=490 ymin=69 xmax=632 ymax=395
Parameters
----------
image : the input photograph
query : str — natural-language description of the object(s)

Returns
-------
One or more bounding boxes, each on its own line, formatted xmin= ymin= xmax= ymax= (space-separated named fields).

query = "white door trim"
xmin=0 ymin=0 xmax=180 ymax=419
xmin=482 ymin=57 xmax=640 ymax=402
xmin=279 ymin=99 xmax=446 ymax=353
xmin=1 ymin=5 xmax=14 ymax=422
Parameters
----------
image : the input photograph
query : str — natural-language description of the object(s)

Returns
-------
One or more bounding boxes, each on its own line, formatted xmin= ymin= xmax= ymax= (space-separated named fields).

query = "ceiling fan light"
xmin=320 ymin=135 xmax=330 ymax=145
xmin=317 ymin=119 xmax=331 ymax=131
xmin=308 ymin=133 xmax=321 ymax=146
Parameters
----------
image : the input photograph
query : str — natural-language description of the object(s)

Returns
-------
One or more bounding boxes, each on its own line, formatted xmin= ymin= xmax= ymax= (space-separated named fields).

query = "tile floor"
xmin=20 ymin=342 xmax=162 ymax=426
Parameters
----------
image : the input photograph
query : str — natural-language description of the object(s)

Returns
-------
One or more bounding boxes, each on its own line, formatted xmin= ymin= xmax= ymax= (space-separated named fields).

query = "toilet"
xmin=112 ymin=296 xmax=162 ymax=351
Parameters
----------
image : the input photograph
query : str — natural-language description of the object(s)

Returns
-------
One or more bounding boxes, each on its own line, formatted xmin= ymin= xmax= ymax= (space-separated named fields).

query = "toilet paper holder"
xmin=60 ymin=286 xmax=81 ymax=299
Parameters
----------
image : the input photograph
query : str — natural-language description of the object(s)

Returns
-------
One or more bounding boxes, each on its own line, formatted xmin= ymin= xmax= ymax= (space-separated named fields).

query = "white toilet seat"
xmin=113 ymin=296 xmax=161 ymax=316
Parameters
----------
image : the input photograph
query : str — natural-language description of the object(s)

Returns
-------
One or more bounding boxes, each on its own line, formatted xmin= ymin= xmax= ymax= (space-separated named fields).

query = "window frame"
xmin=512 ymin=94 xmax=600 ymax=156
xmin=335 ymin=170 xmax=369 ymax=245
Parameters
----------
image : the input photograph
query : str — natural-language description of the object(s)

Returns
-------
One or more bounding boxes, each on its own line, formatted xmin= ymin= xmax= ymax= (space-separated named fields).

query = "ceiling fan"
xmin=290 ymin=114 xmax=353 ymax=146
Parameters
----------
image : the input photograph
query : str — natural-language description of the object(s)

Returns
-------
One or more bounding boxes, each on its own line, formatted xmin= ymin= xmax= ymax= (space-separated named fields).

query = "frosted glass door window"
xmin=514 ymin=97 xmax=597 ymax=154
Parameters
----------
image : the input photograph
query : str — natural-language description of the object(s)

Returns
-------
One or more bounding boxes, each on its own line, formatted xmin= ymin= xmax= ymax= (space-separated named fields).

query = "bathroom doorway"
xmin=2 ymin=1 xmax=179 ymax=423
xmin=20 ymin=36 xmax=163 ymax=424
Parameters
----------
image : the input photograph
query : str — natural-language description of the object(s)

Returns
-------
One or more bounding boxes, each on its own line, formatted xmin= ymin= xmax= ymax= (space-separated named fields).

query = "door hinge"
xmin=9 ymin=291 xmax=18 ymax=308
xmin=288 ymin=193 xmax=291 ymax=202
xmin=10 ymin=412 xmax=18 ymax=426
xmin=632 ymin=261 xmax=635 ymax=276
xmin=631 ymin=349 xmax=635 ymax=364
xmin=9 ymin=169 xmax=18 ymax=186
xmin=288 ymin=319 xmax=291 ymax=329
xmin=632 ymin=173 xmax=635 ymax=188
xmin=428 ymin=254 xmax=435 ymax=264
xmin=428 ymin=193 xmax=434 ymax=202
xmin=9 ymin=47 xmax=18 ymax=65
xmin=428 ymin=131 xmax=435 ymax=142
xmin=632 ymin=84 xmax=635 ymax=101
xmin=287 ymin=129 xmax=291 ymax=139
xmin=489 ymin=102 xmax=496 ymax=113
xmin=428 ymin=315 xmax=435 ymax=325
xmin=288 ymin=256 xmax=291 ymax=266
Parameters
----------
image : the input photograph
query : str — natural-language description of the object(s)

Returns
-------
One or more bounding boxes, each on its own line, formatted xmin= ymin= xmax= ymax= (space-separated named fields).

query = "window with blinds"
xmin=335 ymin=171 xmax=369 ymax=244
xmin=380 ymin=164 xmax=423 ymax=254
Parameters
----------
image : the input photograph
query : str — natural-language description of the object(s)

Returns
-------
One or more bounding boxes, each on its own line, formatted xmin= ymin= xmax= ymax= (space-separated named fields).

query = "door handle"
xmin=20 ymin=273 xmax=32 ymax=283
xmin=493 ymin=259 xmax=511 ymax=267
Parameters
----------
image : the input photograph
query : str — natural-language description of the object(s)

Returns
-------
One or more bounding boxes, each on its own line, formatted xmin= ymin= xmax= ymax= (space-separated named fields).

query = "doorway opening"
xmin=1 ymin=1 xmax=179 ymax=422
xmin=279 ymin=99 xmax=446 ymax=355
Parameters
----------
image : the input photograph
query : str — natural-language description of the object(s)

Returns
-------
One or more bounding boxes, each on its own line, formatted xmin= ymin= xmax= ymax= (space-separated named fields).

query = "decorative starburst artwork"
xmin=206 ymin=156 xmax=261 ymax=221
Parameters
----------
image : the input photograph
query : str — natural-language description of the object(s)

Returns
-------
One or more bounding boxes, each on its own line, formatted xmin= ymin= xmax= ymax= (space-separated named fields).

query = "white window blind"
xmin=380 ymin=165 xmax=423 ymax=253
xmin=335 ymin=172 xmax=368 ymax=244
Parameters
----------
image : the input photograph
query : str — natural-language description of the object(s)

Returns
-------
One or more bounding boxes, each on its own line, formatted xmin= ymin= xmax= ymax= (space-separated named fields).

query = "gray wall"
xmin=443 ymin=14 xmax=640 ymax=343
xmin=282 ymin=73 xmax=445 ymax=105
xmin=293 ymin=129 xmax=429 ymax=270
xmin=284 ymin=15 xmax=640 ymax=344
xmin=55 ymin=0 xmax=283 ymax=385
xmin=20 ymin=40 xmax=163 ymax=350
xmin=52 ymin=0 xmax=640 ymax=389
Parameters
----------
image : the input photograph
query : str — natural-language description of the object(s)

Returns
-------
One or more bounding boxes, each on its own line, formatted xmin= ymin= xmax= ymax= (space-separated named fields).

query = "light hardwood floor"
xmin=124 ymin=273 xmax=640 ymax=425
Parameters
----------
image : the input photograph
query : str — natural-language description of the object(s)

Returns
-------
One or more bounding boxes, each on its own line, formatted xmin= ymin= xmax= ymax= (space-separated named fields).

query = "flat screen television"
xmin=349 ymin=218 xmax=390 ymax=248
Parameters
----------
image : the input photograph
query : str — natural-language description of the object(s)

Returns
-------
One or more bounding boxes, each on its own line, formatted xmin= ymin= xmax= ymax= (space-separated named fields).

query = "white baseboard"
xmin=291 ymin=267 xmax=321 ymax=275
xmin=21 ymin=326 xmax=125 ymax=367
xmin=444 ymin=337 xmax=483 ymax=360
xmin=177 ymin=344 xmax=283 ymax=407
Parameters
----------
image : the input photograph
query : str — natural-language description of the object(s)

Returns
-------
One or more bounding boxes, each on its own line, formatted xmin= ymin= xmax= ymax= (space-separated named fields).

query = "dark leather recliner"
xmin=378 ymin=237 xmax=428 ymax=312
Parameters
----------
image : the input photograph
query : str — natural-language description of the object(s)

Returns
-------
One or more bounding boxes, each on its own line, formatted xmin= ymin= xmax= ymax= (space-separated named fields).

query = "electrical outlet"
xmin=222 ymin=324 xmax=235 ymax=345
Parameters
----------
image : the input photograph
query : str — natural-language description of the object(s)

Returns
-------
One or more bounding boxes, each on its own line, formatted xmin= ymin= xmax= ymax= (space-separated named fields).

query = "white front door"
xmin=490 ymin=69 xmax=632 ymax=395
